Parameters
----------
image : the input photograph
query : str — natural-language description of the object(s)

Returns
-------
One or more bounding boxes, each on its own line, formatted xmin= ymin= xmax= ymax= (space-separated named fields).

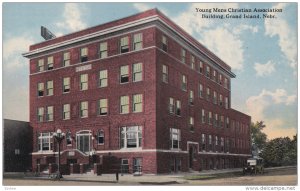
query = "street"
xmin=3 ymin=166 xmax=297 ymax=186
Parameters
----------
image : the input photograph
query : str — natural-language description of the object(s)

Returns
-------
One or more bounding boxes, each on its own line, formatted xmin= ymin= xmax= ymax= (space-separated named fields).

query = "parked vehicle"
xmin=243 ymin=157 xmax=264 ymax=175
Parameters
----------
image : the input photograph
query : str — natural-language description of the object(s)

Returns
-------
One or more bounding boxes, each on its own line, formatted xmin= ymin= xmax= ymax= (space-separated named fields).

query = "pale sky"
xmin=2 ymin=2 xmax=298 ymax=139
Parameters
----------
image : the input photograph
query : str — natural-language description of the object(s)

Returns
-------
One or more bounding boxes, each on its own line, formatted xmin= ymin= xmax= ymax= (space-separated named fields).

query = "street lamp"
xmin=53 ymin=129 xmax=65 ymax=180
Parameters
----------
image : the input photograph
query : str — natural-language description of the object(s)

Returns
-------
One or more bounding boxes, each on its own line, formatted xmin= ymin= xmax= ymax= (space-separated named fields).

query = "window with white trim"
xmin=206 ymin=65 xmax=210 ymax=78
xmin=176 ymin=100 xmax=181 ymax=116
xmin=220 ymin=116 xmax=224 ymax=128
xmin=225 ymin=97 xmax=229 ymax=109
xmin=206 ymin=87 xmax=211 ymax=101
xmin=213 ymin=70 xmax=216 ymax=81
xmin=170 ymin=128 xmax=181 ymax=149
xmin=191 ymin=55 xmax=195 ymax=69
xmin=162 ymin=35 xmax=167 ymax=52
xmin=199 ymin=61 xmax=203 ymax=73
xmin=46 ymin=106 xmax=53 ymax=121
xmin=63 ymin=52 xmax=70 ymax=66
xmin=189 ymin=117 xmax=194 ymax=132
xmin=37 ymin=82 xmax=44 ymax=97
xmin=221 ymin=137 xmax=224 ymax=152
xmin=133 ymin=33 xmax=143 ymax=50
xmin=120 ymin=96 xmax=129 ymax=114
xmin=38 ymin=132 xmax=53 ymax=151
xmin=37 ymin=107 xmax=44 ymax=122
xmin=201 ymin=109 xmax=206 ymax=123
xmin=169 ymin=97 xmax=175 ymax=114
xmin=47 ymin=56 xmax=53 ymax=70
xmin=63 ymin=77 xmax=70 ymax=93
xmin=133 ymin=63 xmax=142 ymax=82
xmin=213 ymin=91 xmax=217 ymax=104
xmin=201 ymin=134 xmax=206 ymax=151
xmin=224 ymin=78 xmax=229 ymax=89
xmin=99 ymin=99 xmax=108 ymax=116
xmin=99 ymin=42 xmax=108 ymax=58
xmin=209 ymin=111 xmax=212 ymax=125
xmin=120 ymin=126 xmax=142 ymax=149
xmin=219 ymin=94 xmax=223 ymax=106
xmin=215 ymin=136 xmax=218 ymax=146
xmin=133 ymin=94 xmax=143 ymax=113
xmin=181 ymin=48 xmax=186 ymax=63
xmin=189 ymin=90 xmax=194 ymax=105
xmin=38 ymin=59 xmax=44 ymax=72
xmin=80 ymin=47 xmax=88 ymax=62
xmin=162 ymin=64 xmax=168 ymax=83
xmin=208 ymin=135 xmax=212 ymax=151
xmin=80 ymin=74 xmax=88 ymax=90
xmin=63 ymin=104 xmax=70 ymax=120
xmin=214 ymin=113 xmax=218 ymax=127
xmin=199 ymin=84 xmax=203 ymax=98
xmin=120 ymin=65 xmax=129 ymax=83
xmin=181 ymin=74 xmax=187 ymax=91
xmin=46 ymin=80 xmax=53 ymax=96
xmin=120 ymin=36 xmax=129 ymax=53
xmin=80 ymin=101 xmax=88 ymax=118
xmin=99 ymin=70 xmax=108 ymax=87
xmin=219 ymin=74 xmax=223 ymax=85
xmin=97 ymin=130 xmax=104 ymax=144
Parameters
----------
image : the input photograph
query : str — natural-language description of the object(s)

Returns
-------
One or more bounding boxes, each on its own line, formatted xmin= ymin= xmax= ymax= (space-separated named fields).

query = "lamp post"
xmin=53 ymin=129 xmax=65 ymax=180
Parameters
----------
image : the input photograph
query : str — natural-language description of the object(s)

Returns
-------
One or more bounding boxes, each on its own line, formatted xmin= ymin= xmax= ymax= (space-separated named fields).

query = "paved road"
xmin=3 ymin=167 xmax=297 ymax=186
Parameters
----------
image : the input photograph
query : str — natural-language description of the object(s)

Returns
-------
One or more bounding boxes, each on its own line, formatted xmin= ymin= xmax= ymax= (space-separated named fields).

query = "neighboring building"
xmin=3 ymin=119 xmax=33 ymax=172
xmin=23 ymin=9 xmax=251 ymax=174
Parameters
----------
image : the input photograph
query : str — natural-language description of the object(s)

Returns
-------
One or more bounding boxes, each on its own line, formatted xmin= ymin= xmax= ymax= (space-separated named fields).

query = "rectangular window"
xmin=181 ymin=74 xmax=187 ymax=91
xmin=63 ymin=77 xmax=70 ymax=93
xmin=191 ymin=56 xmax=195 ymax=69
xmin=206 ymin=66 xmax=210 ymax=78
xmin=37 ymin=82 xmax=44 ymax=97
xmin=133 ymin=158 xmax=143 ymax=173
xmin=170 ymin=128 xmax=181 ymax=149
xmin=97 ymin=130 xmax=104 ymax=144
xmin=189 ymin=117 xmax=194 ymax=132
xmin=46 ymin=80 xmax=53 ymax=96
xmin=209 ymin=111 xmax=212 ymax=125
xmin=206 ymin=87 xmax=211 ymax=101
xmin=99 ymin=42 xmax=108 ymax=58
xmin=213 ymin=70 xmax=217 ymax=81
xmin=133 ymin=33 xmax=143 ymax=50
xmin=209 ymin=135 xmax=212 ymax=151
xmin=201 ymin=109 xmax=205 ymax=123
xmin=225 ymin=97 xmax=229 ymax=109
xmin=162 ymin=64 xmax=168 ymax=83
xmin=63 ymin=104 xmax=70 ymax=120
xmin=221 ymin=137 xmax=224 ymax=152
xmin=221 ymin=116 xmax=224 ymax=128
xmin=38 ymin=132 xmax=53 ymax=151
xmin=66 ymin=130 xmax=72 ymax=145
xmin=120 ymin=36 xmax=129 ymax=53
xmin=80 ymin=47 xmax=88 ymax=62
xmin=133 ymin=63 xmax=142 ymax=82
xmin=201 ymin=134 xmax=206 ymax=151
xmin=224 ymin=78 xmax=229 ymax=89
xmin=80 ymin=74 xmax=88 ymax=90
xmin=120 ymin=96 xmax=129 ymax=114
xmin=99 ymin=70 xmax=108 ymax=87
xmin=46 ymin=106 xmax=53 ymax=121
xmin=37 ymin=107 xmax=44 ymax=122
xmin=121 ymin=159 xmax=129 ymax=174
xmin=219 ymin=94 xmax=223 ymax=106
xmin=199 ymin=84 xmax=203 ymax=98
xmin=120 ymin=65 xmax=129 ymax=83
xmin=214 ymin=113 xmax=218 ymax=127
xmin=47 ymin=56 xmax=53 ymax=70
xmin=226 ymin=117 xmax=230 ymax=128
xmin=80 ymin=101 xmax=88 ymax=118
xmin=162 ymin=35 xmax=167 ymax=52
xmin=181 ymin=49 xmax=186 ymax=63
xmin=120 ymin=126 xmax=142 ymax=149
xmin=133 ymin=94 xmax=143 ymax=113
xmin=213 ymin=91 xmax=217 ymax=104
xmin=215 ymin=136 xmax=218 ymax=146
xmin=219 ymin=74 xmax=223 ymax=85
xmin=99 ymin=99 xmax=108 ymax=115
xmin=169 ymin=97 xmax=175 ymax=114
xmin=176 ymin=100 xmax=181 ymax=116
xmin=189 ymin=90 xmax=194 ymax=105
xmin=38 ymin=59 xmax=44 ymax=72
xmin=200 ymin=61 xmax=203 ymax=73
xmin=63 ymin=52 xmax=70 ymax=66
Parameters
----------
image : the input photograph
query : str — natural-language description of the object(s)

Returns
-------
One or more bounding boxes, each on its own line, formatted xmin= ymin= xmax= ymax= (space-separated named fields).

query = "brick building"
xmin=23 ymin=9 xmax=251 ymax=174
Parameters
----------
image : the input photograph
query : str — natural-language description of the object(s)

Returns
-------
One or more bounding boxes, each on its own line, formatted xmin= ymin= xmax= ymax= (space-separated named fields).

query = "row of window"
xmin=163 ymin=64 xmax=230 ymax=109
xmin=170 ymin=128 xmax=249 ymax=152
xmin=37 ymin=94 xmax=143 ymax=122
xmin=37 ymin=63 xmax=143 ymax=97
xmin=161 ymin=35 xmax=230 ymax=90
xmin=36 ymin=33 xmax=143 ymax=72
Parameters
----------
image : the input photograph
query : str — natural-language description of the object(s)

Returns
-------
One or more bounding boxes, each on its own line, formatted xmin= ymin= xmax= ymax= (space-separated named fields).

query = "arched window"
xmin=97 ymin=130 xmax=104 ymax=145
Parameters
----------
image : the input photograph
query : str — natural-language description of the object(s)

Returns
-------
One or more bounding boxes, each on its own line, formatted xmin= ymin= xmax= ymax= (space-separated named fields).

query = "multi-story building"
xmin=23 ymin=9 xmax=251 ymax=174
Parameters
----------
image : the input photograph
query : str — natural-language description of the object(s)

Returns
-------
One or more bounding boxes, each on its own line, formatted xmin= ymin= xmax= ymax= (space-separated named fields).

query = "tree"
xmin=250 ymin=121 xmax=267 ymax=155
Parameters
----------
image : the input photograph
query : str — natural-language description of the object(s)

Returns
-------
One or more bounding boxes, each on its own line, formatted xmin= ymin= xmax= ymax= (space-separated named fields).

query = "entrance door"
xmin=76 ymin=131 xmax=91 ymax=154
xmin=189 ymin=147 xmax=193 ymax=169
